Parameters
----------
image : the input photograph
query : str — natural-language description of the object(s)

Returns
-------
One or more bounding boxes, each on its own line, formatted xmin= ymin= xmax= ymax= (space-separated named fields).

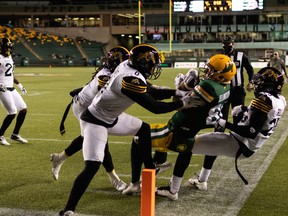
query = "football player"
xmin=123 ymin=54 xmax=236 ymax=197
xmin=59 ymin=44 xmax=198 ymax=216
xmin=124 ymin=54 xmax=236 ymax=198
xmin=187 ymin=67 xmax=286 ymax=192
xmin=50 ymin=46 xmax=130 ymax=192
xmin=123 ymin=67 xmax=200 ymax=195
xmin=0 ymin=37 xmax=28 ymax=146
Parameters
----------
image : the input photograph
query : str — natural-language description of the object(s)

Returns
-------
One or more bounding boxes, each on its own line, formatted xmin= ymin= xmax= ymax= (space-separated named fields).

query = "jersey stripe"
xmin=122 ymin=80 xmax=147 ymax=93
xmin=251 ymin=98 xmax=272 ymax=113
xmin=98 ymin=78 xmax=107 ymax=88
xmin=194 ymin=85 xmax=214 ymax=103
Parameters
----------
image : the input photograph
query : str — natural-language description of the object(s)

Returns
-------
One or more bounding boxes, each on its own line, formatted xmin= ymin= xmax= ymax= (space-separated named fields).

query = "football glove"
xmin=245 ymin=81 xmax=254 ymax=92
xmin=17 ymin=83 xmax=27 ymax=95
xmin=206 ymin=115 xmax=226 ymax=130
xmin=181 ymin=94 xmax=205 ymax=109
xmin=174 ymin=73 xmax=185 ymax=89
xmin=0 ymin=84 xmax=7 ymax=92
xmin=231 ymin=105 xmax=243 ymax=117
xmin=175 ymin=89 xmax=189 ymax=97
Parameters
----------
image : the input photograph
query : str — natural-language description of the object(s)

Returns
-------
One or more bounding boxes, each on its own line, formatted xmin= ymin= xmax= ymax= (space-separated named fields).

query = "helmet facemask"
xmin=107 ymin=46 xmax=129 ymax=72
xmin=253 ymin=67 xmax=284 ymax=96
xmin=130 ymin=44 xmax=165 ymax=80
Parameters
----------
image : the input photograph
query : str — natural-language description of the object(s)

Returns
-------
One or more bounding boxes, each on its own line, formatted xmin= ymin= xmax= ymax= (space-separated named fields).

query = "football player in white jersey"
xmin=59 ymin=44 xmax=198 ymax=216
xmin=183 ymin=67 xmax=286 ymax=195
xmin=0 ymin=37 xmax=28 ymax=146
xmin=50 ymin=46 xmax=130 ymax=192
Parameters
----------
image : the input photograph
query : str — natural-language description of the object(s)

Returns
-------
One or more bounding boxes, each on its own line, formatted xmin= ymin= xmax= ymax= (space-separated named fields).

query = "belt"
xmin=6 ymin=87 xmax=15 ymax=91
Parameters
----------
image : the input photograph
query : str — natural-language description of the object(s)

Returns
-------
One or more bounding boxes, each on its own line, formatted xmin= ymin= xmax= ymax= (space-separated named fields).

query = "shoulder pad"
xmin=122 ymin=76 xmax=147 ymax=93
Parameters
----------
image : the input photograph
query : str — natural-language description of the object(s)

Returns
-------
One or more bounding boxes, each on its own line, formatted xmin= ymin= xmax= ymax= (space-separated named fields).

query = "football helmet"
xmin=201 ymin=54 xmax=236 ymax=84
xmin=252 ymin=67 xmax=284 ymax=96
xmin=129 ymin=44 xmax=165 ymax=79
xmin=107 ymin=46 xmax=129 ymax=72
xmin=0 ymin=37 xmax=14 ymax=57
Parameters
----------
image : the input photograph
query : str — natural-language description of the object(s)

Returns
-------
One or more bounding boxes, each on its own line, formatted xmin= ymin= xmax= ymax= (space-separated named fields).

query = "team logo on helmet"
xmin=202 ymin=54 xmax=236 ymax=84
xmin=129 ymin=44 xmax=165 ymax=80
xmin=253 ymin=67 xmax=284 ymax=96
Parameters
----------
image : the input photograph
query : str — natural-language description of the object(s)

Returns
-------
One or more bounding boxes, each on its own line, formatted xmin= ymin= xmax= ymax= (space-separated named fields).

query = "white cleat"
xmin=156 ymin=161 xmax=172 ymax=175
xmin=59 ymin=210 xmax=74 ymax=216
xmin=50 ymin=153 xmax=64 ymax=180
xmin=188 ymin=178 xmax=208 ymax=191
xmin=156 ymin=186 xmax=178 ymax=201
xmin=111 ymin=179 xmax=128 ymax=192
xmin=122 ymin=182 xmax=141 ymax=195
xmin=10 ymin=134 xmax=28 ymax=144
xmin=0 ymin=136 xmax=10 ymax=146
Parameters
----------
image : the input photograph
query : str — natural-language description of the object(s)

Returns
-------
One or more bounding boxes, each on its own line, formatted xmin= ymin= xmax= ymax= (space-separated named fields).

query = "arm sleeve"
xmin=121 ymin=77 xmax=183 ymax=114
xmin=226 ymin=94 xmax=272 ymax=138
xmin=148 ymin=86 xmax=176 ymax=100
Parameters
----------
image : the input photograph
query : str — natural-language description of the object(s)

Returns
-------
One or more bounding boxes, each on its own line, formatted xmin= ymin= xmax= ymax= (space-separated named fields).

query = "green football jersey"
xmin=167 ymin=79 xmax=230 ymax=152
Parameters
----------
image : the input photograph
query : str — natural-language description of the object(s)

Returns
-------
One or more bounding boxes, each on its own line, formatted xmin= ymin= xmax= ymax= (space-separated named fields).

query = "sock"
xmin=198 ymin=167 xmax=211 ymax=182
xmin=108 ymin=169 xmax=120 ymax=182
xmin=58 ymin=151 xmax=69 ymax=161
xmin=170 ymin=175 xmax=182 ymax=194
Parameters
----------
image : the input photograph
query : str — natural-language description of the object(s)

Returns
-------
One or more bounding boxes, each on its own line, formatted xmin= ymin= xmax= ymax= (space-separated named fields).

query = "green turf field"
xmin=0 ymin=67 xmax=287 ymax=216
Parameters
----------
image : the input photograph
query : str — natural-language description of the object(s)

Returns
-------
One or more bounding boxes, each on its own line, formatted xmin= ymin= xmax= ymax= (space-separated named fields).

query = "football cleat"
xmin=10 ymin=134 xmax=28 ymax=144
xmin=156 ymin=186 xmax=178 ymax=201
xmin=155 ymin=161 xmax=172 ymax=175
xmin=188 ymin=177 xmax=208 ymax=191
xmin=59 ymin=210 xmax=74 ymax=216
xmin=122 ymin=182 xmax=141 ymax=195
xmin=111 ymin=179 xmax=128 ymax=192
xmin=50 ymin=153 xmax=65 ymax=180
xmin=0 ymin=136 xmax=10 ymax=146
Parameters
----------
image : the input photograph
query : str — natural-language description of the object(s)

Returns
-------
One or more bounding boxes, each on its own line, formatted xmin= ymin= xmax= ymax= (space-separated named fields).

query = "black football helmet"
xmin=129 ymin=44 xmax=165 ymax=80
xmin=252 ymin=67 xmax=284 ymax=96
xmin=106 ymin=46 xmax=129 ymax=72
xmin=0 ymin=37 xmax=14 ymax=57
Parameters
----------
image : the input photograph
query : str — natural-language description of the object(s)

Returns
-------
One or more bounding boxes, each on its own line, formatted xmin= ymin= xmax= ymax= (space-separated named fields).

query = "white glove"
xmin=174 ymin=73 xmax=185 ymax=89
xmin=206 ymin=115 xmax=226 ymax=129
xmin=246 ymin=82 xmax=254 ymax=92
xmin=181 ymin=94 xmax=205 ymax=109
xmin=0 ymin=84 xmax=7 ymax=92
xmin=17 ymin=83 xmax=27 ymax=95
xmin=231 ymin=105 xmax=244 ymax=117
xmin=175 ymin=89 xmax=190 ymax=97
xmin=183 ymin=69 xmax=199 ymax=88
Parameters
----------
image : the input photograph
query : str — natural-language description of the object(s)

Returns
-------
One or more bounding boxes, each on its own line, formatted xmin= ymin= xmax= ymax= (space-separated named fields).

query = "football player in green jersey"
xmin=123 ymin=54 xmax=237 ymax=196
